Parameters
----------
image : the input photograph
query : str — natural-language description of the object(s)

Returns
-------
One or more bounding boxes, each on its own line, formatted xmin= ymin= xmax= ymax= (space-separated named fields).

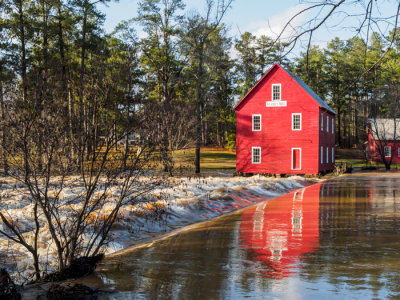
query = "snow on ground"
xmin=0 ymin=174 xmax=312 ymax=282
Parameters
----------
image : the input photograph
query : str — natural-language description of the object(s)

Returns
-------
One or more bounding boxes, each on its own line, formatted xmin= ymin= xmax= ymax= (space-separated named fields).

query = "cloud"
xmin=247 ymin=4 xmax=309 ymax=41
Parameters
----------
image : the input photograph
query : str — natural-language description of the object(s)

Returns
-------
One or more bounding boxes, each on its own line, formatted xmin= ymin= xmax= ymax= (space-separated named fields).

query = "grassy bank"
xmin=335 ymin=148 xmax=400 ymax=169
xmin=172 ymin=147 xmax=236 ymax=170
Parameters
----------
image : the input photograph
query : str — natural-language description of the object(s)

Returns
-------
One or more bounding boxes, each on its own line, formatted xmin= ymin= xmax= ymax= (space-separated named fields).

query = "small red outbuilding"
xmin=366 ymin=119 xmax=400 ymax=163
xmin=234 ymin=63 xmax=336 ymax=175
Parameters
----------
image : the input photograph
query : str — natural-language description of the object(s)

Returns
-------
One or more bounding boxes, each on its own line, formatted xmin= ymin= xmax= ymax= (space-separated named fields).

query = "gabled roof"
xmin=368 ymin=118 xmax=400 ymax=140
xmin=234 ymin=63 xmax=336 ymax=115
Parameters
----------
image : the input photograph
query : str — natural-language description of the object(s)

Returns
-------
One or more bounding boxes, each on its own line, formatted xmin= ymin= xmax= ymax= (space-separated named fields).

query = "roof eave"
xmin=234 ymin=63 xmax=280 ymax=111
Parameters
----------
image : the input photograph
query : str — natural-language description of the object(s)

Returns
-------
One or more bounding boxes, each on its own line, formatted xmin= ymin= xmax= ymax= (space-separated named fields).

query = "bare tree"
xmin=367 ymin=118 xmax=399 ymax=170
xmin=0 ymin=89 xmax=158 ymax=281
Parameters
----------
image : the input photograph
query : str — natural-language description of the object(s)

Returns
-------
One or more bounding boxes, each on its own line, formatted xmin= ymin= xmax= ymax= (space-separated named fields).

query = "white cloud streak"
xmin=247 ymin=4 xmax=309 ymax=41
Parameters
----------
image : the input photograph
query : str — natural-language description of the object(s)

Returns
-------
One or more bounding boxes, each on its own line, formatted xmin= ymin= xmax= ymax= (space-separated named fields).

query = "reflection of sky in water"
xmin=74 ymin=173 xmax=400 ymax=300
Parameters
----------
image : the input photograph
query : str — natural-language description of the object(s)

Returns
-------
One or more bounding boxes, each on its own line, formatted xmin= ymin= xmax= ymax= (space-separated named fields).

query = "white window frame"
xmin=292 ymin=113 xmax=302 ymax=131
xmin=272 ymin=84 xmax=281 ymax=101
xmin=384 ymin=146 xmax=391 ymax=157
xmin=332 ymin=147 xmax=334 ymax=163
xmin=332 ymin=118 xmax=334 ymax=134
xmin=326 ymin=147 xmax=329 ymax=164
xmin=252 ymin=114 xmax=261 ymax=131
xmin=327 ymin=116 xmax=329 ymax=132
xmin=321 ymin=114 xmax=324 ymax=131
xmin=320 ymin=146 xmax=323 ymax=164
xmin=291 ymin=148 xmax=302 ymax=170
xmin=252 ymin=147 xmax=261 ymax=164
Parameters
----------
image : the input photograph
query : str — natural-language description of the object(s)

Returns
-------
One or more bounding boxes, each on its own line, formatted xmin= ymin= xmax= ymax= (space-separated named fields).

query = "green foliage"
xmin=1 ymin=0 xmax=400 ymax=168
xmin=294 ymin=32 xmax=400 ymax=148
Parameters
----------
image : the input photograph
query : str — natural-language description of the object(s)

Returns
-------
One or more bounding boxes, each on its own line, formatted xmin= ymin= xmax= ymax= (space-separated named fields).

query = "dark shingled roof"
xmin=282 ymin=66 xmax=336 ymax=115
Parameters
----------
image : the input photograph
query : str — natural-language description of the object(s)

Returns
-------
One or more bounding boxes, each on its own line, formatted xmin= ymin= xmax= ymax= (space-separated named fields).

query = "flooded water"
xmin=78 ymin=173 xmax=400 ymax=299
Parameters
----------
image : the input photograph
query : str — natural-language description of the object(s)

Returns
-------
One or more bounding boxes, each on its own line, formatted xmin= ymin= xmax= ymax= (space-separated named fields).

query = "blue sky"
xmin=98 ymin=0 xmax=397 ymax=53
xmin=100 ymin=0 xmax=302 ymax=37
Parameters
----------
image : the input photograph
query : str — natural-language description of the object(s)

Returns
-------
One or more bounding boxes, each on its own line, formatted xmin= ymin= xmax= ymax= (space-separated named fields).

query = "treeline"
xmin=0 ymin=0 xmax=399 ymax=174
xmin=295 ymin=34 xmax=400 ymax=148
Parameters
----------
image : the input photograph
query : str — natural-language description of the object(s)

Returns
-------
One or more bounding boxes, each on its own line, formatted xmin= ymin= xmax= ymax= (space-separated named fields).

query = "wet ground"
xmin=59 ymin=173 xmax=400 ymax=299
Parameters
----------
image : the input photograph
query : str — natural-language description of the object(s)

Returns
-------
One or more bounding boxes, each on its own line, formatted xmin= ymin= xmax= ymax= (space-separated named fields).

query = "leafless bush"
xmin=0 ymin=94 xmax=159 ymax=282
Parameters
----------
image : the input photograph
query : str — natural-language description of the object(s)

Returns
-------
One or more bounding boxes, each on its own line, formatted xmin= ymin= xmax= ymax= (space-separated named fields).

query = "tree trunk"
xmin=57 ymin=3 xmax=74 ymax=161
xmin=18 ymin=0 xmax=27 ymax=102
xmin=354 ymin=94 xmax=358 ymax=146
xmin=78 ymin=3 xmax=88 ymax=166
xmin=68 ymin=90 xmax=75 ymax=161
xmin=123 ymin=103 xmax=130 ymax=171
xmin=195 ymin=48 xmax=204 ymax=174
xmin=216 ymin=121 xmax=220 ymax=147
xmin=337 ymin=106 xmax=341 ymax=147
xmin=0 ymin=82 xmax=8 ymax=175
xmin=161 ymin=101 xmax=171 ymax=174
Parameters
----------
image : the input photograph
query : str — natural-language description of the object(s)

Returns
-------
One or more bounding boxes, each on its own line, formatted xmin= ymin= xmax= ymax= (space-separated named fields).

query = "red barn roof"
xmin=234 ymin=63 xmax=336 ymax=114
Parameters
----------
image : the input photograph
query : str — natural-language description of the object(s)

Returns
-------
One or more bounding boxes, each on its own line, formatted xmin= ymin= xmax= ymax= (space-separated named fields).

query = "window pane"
xmin=321 ymin=114 xmax=323 ymax=131
xmin=252 ymin=115 xmax=261 ymax=131
xmin=326 ymin=147 xmax=328 ymax=163
xmin=292 ymin=114 xmax=301 ymax=130
xmin=321 ymin=146 xmax=323 ymax=164
xmin=327 ymin=116 xmax=329 ymax=132
xmin=272 ymin=85 xmax=281 ymax=100
xmin=252 ymin=147 xmax=261 ymax=163
xmin=385 ymin=146 xmax=391 ymax=157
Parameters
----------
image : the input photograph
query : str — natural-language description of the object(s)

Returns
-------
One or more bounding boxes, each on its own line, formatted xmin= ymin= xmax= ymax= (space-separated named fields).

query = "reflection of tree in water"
xmin=301 ymin=177 xmax=400 ymax=297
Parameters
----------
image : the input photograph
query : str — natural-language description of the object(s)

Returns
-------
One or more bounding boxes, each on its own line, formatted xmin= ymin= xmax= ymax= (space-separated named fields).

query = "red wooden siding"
xmin=235 ymin=63 xmax=335 ymax=174
xmin=366 ymin=122 xmax=400 ymax=163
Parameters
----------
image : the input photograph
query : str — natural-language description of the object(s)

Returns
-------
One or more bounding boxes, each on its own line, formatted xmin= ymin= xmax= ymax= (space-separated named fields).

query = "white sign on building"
xmin=266 ymin=100 xmax=287 ymax=107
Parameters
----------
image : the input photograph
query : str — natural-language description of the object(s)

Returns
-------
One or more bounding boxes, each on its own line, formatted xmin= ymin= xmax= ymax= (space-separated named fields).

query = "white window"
xmin=272 ymin=84 xmax=281 ymax=101
xmin=327 ymin=116 xmax=329 ymax=132
xmin=332 ymin=118 xmax=334 ymax=134
xmin=252 ymin=114 xmax=261 ymax=131
xmin=292 ymin=113 xmax=301 ymax=131
xmin=321 ymin=114 xmax=323 ymax=131
xmin=320 ymin=146 xmax=323 ymax=164
xmin=326 ymin=147 xmax=329 ymax=163
xmin=384 ymin=146 xmax=391 ymax=157
xmin=252 ymin=147 xmax=261 ymax=164
xmin=398 ymin=147 xmax=400 ymax=158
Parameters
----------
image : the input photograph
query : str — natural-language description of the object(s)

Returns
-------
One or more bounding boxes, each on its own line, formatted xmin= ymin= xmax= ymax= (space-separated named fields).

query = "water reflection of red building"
xmin=239 ymin=183 xmax=321 ymax=278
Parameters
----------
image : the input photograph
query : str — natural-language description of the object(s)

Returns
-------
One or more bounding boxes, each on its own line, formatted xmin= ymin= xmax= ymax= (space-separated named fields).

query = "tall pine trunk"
xmin=57 ymin=3 xmax=75 ymax=162
xmin=0 ymin=82 xmax=8 ymax=175
xmin=78 ymin=3 xmax=88 ymax=166
xmin=18 ymin=0 xmax=27 ymax=102
xmin=195 ymin=47 xmax=204 ymax=174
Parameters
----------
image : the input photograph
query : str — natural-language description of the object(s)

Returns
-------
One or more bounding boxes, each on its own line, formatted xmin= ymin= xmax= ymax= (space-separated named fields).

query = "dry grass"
xmin=172 ymin=147 xmax=236 ymax=170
